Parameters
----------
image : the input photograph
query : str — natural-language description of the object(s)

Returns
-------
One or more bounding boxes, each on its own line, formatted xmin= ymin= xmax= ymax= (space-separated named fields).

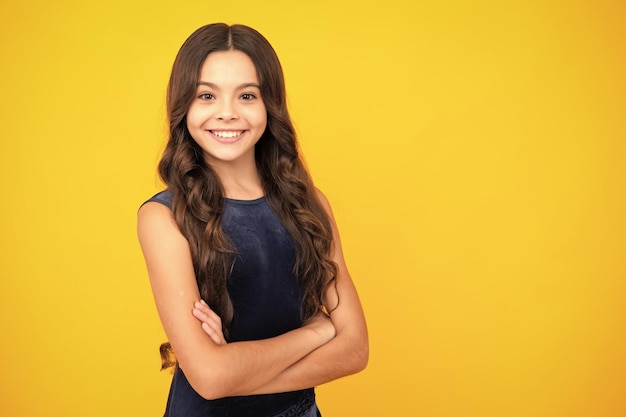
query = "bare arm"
xmin=194 ymin=190 xmax=369 ymax=394
xmin=137 ymin=201 xmax=335 ymax=400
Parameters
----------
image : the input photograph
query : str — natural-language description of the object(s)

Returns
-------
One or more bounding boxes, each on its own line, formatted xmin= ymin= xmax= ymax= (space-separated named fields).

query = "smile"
xmin=210 ymin=130 xmax=244 ymax=139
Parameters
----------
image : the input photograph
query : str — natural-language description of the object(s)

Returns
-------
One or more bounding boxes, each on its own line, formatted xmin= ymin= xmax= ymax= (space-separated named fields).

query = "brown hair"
xmin=157 ymin=23 xmax=337 ymax=367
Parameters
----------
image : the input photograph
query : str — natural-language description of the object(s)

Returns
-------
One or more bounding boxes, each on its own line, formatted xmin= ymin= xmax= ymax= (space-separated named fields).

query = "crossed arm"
xmin=137 ymin=191 xmax=368 ymax=399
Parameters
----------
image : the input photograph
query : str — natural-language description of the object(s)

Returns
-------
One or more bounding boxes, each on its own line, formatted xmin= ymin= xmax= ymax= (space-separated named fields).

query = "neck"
xmin=209 ymin=157 xmax=264 ymax=200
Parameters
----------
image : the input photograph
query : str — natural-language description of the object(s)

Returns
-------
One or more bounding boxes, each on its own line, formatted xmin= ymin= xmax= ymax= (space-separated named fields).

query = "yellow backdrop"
xmin=1 ymin=0 xmax=624 ymax=416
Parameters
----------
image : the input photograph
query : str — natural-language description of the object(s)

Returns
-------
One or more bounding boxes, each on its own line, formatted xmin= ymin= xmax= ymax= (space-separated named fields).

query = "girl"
xmin=138 ymin=23 xmax=368 ymax=417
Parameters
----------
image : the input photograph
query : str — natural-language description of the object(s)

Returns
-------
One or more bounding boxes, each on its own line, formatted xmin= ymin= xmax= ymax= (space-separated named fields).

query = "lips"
xmin=209 ymin=130 xmax=245 ymax=143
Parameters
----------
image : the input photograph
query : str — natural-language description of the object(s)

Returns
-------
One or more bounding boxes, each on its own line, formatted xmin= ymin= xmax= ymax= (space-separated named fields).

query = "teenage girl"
xmin=137 ymin=23 xmax=368 ymax=417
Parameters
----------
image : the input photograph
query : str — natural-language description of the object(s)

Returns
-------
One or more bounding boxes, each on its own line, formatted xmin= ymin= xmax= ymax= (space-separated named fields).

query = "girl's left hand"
xmin=192 ymin=300 xmax=227 ymax=345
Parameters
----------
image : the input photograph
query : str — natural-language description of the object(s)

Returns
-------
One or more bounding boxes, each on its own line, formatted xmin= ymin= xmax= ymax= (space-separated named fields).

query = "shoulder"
xmin=314 ymin=188 xmax=335 ymax=219
xmin=314 ymin=188 xmax=330 ymax=209
xmin=140 ymin=190 xmax=173 ymax=210
xmin=137 ymin=190 xmax=182 ymax=245
xmin=138 ymin=190 xmax=174 ymax=226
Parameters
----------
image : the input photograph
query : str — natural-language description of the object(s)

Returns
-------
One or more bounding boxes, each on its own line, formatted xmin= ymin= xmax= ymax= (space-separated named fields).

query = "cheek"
xmin=185 ymin=108 xmax=206 ymax=146
xmin=251 ymin=107 xmax=268 ymax=129
xmin=185 ymin=107 xmax=200 ymax=130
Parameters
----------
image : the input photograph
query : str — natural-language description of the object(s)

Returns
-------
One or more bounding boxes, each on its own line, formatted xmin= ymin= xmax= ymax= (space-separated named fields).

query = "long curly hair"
xmin=157 ymin=23 xmax=337 ymax=367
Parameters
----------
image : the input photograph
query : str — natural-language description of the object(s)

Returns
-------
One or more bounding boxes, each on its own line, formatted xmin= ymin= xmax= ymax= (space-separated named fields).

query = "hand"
xmin=193 ymin=300 xmax=227 ymax=345
xmin=304 ymin=310 xmax=336 ymax=344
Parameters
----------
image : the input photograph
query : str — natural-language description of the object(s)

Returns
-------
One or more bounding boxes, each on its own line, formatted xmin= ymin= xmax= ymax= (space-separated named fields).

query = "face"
xmin=186 ymin=50 xmax=267 ymax=170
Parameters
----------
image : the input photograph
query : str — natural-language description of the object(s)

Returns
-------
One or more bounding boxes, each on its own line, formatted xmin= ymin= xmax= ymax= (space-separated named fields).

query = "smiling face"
xmin=186 ymin=49 xmax=267 ymax=171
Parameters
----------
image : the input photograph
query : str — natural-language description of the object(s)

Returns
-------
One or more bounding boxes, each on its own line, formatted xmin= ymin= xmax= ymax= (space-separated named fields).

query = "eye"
xmin=198 ymin=93 xmax=215 ymax=100
xmin=241 ymin=93 xmax=256 ymax=100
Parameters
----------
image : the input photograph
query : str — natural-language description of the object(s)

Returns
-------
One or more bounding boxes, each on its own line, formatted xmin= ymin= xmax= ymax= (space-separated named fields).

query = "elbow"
xmin=198 ymin=390 xmax=225 ymax=401
xmin=182 ymin=365 xmax=232 ymax=401
xmin=346 ymin=337 xmax=369 ymax=375
xmin=338 ymin=326 xmax=369 ymax=375
xmin=196 ymin=384 xmax=226 ymax=401
xmin=353 ymin=341 xmax=369 ymax=373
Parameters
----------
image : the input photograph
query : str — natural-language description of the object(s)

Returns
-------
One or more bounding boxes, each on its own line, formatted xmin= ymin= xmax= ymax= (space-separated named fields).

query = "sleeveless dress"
xmin=144 ymin=191 xmax=321 ymax=417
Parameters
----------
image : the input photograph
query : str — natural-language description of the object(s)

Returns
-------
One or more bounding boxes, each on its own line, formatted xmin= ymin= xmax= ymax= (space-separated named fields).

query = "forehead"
xmin=198 ymin=50 xmax=259 ymax=85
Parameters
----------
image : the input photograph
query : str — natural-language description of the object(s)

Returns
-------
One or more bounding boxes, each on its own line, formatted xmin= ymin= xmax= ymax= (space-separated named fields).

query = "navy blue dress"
xmin=144 ymin=191 xmax=317 ymax=417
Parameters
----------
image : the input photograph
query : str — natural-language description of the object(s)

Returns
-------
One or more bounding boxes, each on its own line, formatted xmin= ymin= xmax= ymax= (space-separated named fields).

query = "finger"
xmin=194 ymin=300 xmax=212 ymax=314
xmin=201 ymin=322 xmax=224 ymax=344
xmin=201 ymin=322 xmax=227 ymax=345
xmin=193 ymin=308 xmax=225 ymax=337
xmin=193 ymin=308 xmax=222 ymax=330
xmin=192 ymin=300 xmax=226 ymax=345
xmin=193 ymin=301 xmax=221 ymax=321
xmin=197 ymin=315 xmax=221 ymax=336
xmin=194 ymin=301 xmax=223 ymax=324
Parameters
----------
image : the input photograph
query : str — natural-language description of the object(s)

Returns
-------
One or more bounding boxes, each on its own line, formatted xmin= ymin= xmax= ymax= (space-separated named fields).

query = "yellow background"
xmin=1 ymin=0 xmax=624 ymax=416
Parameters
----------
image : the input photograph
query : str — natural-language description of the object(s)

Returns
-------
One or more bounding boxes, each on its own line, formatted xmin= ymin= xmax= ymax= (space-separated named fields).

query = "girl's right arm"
xmin=137 ymin=201 xmax=335 ymax=400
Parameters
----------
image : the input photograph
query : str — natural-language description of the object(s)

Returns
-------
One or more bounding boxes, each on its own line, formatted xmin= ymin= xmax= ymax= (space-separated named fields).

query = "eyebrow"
xmin=197 ymin=81 xmax=261 ymax=90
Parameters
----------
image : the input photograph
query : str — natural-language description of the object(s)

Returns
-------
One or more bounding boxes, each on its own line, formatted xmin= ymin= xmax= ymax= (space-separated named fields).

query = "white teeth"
xmin=213 ymin=130 xmax=242 ymax=138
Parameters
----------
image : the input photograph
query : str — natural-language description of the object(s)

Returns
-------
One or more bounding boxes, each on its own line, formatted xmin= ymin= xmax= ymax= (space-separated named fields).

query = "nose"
xmin=216 ymin=99 xmax=238 ymax=120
